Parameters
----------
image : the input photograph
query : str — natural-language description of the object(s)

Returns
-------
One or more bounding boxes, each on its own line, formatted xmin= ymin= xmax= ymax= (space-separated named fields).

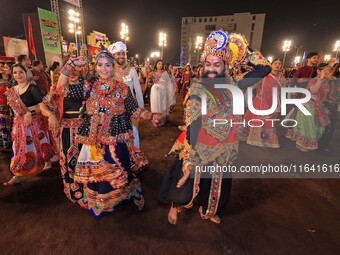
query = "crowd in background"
xmin=0 ymin=52 xmax=339 ymax=155
xmin=135 ymin=52 xmax=339 ymax=153
xmin=0 ymin=46 xmax=338 ymax=223
xmin=0 ymin=52 xmax=338 ymax=184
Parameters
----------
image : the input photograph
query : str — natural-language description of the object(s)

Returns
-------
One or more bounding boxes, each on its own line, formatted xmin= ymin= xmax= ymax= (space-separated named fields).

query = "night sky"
xmin=1 ymin=0 xmax=338 ymax=64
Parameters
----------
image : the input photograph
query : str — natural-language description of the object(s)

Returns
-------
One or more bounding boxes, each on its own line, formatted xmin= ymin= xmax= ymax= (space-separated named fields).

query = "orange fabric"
xmin=177 ymin=130 xmax=186 ymax=144
xmin=56 ymin=96 xmax=64 ymax=120
xmin=196 ymin=126 xmax=237 ymax=145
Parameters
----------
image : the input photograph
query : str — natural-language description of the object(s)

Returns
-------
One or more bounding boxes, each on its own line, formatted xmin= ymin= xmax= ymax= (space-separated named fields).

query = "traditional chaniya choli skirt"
xmin=74 ymin=136 xmax=148 ymax=217
xmin=241 ymin=113 xmax=280 ymax=148
xmin=59 ymin=116 xmax=86 ymax=207
xmin=10 ymin=114 xmax=55 ymax=176
xmin=286 ymin=102 xmax=327 ymax=151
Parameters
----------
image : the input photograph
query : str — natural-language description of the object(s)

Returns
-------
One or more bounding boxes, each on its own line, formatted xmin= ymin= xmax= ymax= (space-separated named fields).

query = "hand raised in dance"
xmin=68 ymin=56 xmax=87 ymax=67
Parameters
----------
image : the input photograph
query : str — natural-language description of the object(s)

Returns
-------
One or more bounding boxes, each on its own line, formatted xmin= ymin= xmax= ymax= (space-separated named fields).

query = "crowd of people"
xmin=0 ymin=29 xmax=338 ymax=223
xmin=239 ymin=52 xmax=339 ymax=152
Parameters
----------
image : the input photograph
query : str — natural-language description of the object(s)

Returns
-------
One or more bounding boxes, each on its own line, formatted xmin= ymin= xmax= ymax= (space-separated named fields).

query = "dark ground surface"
xmin=0 ymin=99 xmax=339 ymax=255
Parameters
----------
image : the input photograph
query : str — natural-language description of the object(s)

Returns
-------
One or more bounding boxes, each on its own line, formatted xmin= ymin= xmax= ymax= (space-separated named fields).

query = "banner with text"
xmin=37 ymin=8 xmax=61 ymax=55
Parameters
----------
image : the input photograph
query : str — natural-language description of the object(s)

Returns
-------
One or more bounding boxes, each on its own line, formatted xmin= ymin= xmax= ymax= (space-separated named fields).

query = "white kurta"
xmin=123 ymin=68 xmax=144 ymax=108
xmin=150 ymin=72 xmax=168 ymax=116
xmin=122 ymin=67 xmax=144 ymax=148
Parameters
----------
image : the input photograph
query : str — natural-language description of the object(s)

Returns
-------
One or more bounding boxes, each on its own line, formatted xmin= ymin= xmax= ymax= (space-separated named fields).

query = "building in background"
xmin=180 ymin=12 xmax=265 ymax=66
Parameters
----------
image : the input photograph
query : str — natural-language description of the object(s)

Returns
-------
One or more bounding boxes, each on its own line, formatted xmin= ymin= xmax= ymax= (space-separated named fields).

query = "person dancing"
xmin=241 ymin=58 xmax=285 ymax=148
xmin=61 ymin=52 xmax=151 ymax=217
xmin=3 ymin=64 xmax=54 ymax=185
xmin=40 ymin=60 xmax=86 ymax=206
xmin=159 ymin=30 xmax=271 ymax=224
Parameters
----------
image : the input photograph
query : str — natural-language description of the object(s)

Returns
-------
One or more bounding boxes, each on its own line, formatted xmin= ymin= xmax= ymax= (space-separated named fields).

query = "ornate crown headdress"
xmin=201 ymin=30 xmax=249 ymax=66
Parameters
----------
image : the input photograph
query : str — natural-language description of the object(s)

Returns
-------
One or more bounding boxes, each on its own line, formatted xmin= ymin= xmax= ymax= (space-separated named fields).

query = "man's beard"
xmin=202 ymin=67 xmax=226 ymax=78
xmin=116 ymin=58 xmax=126 ymax=66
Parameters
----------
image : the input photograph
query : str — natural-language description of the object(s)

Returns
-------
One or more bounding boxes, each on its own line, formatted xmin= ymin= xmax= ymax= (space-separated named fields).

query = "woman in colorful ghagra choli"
xmin=180 ymin=64 xmax=192 ymax=102
xmin=241 ymin=58 xmax=285 ymax=148
xmin=40 ymin=65 xmax=86 ymax=206
xmin=3 ymin=64 xmax=55 ymax=186
xmin=286 ymin=63 xmax=332 ymax=151
xmin=61 ymin=53 xmax=151 ymax=217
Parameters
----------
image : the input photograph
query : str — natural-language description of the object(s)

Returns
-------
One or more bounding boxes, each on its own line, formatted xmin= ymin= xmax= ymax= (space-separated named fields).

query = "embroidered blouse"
xmin=76 ymin=78 xmax=150 ymax=146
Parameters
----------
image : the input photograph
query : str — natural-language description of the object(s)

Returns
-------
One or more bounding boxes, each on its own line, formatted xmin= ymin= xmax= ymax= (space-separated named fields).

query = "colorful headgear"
xmin=108 ymin=41 xmax=127 ymax=55
xmin=201 ymin=30 xmax=249 ymax=66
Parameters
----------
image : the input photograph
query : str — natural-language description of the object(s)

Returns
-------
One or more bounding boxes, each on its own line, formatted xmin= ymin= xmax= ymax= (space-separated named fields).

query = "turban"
xmin=108 ymin=41 xmax=127 ymax=55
